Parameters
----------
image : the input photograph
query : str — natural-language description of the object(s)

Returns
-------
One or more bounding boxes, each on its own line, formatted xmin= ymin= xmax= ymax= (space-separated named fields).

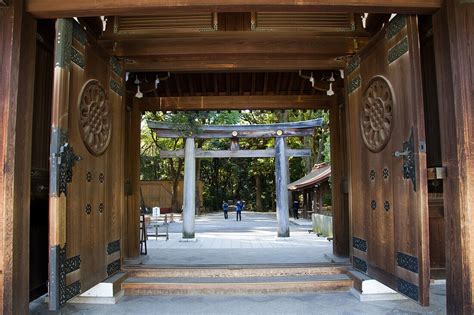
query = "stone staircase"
xmin=121 ymin=264 xmax=353 ymax=296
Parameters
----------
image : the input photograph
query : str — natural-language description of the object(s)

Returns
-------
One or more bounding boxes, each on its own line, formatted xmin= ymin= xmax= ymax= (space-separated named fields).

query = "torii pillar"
xmin=182 ymin=137 xmax=196 ymax=239
xmin=275 ymin=135 xmax=290 ymax=237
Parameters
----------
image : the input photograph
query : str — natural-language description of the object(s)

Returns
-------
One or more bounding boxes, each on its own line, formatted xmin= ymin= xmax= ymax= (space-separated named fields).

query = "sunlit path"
xmin=139 ymin=212 xmax=335 ymax=266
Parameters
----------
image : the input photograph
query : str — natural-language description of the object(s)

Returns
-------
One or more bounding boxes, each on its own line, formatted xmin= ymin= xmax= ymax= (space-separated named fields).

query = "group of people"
xmin=222 ymin=199 xmax=300 ymax=220
xmin=222 ymin=200 xmax=244 ymax=221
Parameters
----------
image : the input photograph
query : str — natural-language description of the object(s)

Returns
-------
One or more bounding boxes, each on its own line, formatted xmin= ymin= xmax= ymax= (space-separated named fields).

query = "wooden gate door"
xmin=49 ymin=19 xmax=125 ymax=310
xmin=346 ymin=15 xmax=430 ymax=305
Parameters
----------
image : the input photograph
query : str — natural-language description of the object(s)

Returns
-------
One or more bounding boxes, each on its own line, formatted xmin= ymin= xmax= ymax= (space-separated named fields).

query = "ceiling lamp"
xmin=135 ymin=85 xmax=143 ymax=98
xmin=327 ymin=83 xmax=335 ymax=96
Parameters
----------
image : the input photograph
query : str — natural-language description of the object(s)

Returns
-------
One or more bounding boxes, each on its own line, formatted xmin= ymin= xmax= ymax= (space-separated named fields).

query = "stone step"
xmin=122 ymin=274 xmax=353 ymax=296
xmin=124 ymin=264 xmax=349 ymax=279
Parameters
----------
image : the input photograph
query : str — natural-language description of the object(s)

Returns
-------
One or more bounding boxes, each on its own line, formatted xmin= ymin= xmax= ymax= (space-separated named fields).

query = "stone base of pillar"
xmin=179 ymin=237 xmax=198 ymax=242
xmin=277 ymin=230 xmax=290 ymax=238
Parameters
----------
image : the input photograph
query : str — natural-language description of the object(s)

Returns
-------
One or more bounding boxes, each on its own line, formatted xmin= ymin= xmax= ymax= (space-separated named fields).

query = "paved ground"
xmin=29 ymin=212 xmax=447 ymax=314
xmin=30 ymin=285 xmax=447 ymax=314
xmin=138 ymin=212 xmax=334 ymax=266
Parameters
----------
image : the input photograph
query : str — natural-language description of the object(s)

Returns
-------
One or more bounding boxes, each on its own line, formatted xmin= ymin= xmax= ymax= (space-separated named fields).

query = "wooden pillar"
xmin=330 ymin=102 xmax=350 ymax=257
xmin=0 ymin=1 xmax=37 ymax=313
xmin=182 ymin=137 xmax=196 ymax=239
xmin=433 ymin=2 xmax=474 ymax=313
xmin=275 ymin=136 xmax=290 ymax=237
xmin=125 ymin=99 xmax=140 ymax=258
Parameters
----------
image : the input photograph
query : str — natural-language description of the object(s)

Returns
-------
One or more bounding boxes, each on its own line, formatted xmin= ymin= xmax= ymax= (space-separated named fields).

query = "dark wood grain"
xmin=49 ymin=18 xmax=125 ymax=304
xmin=0 ymin=0 xmax=37 ymax=312
xmin=346 ymin=15 xmax=430 ymax=306
xmin=25 ymin=0 xmax=441 ymax=18
xmin=433 ymin=1 xmax=474 ymax=313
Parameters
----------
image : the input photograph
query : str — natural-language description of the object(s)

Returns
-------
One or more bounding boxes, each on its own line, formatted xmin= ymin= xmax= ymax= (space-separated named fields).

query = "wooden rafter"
xmin=137 ymin=95 xmax=334 ymax=111
xmin=26 ymin=0 xmax=441 ymax=18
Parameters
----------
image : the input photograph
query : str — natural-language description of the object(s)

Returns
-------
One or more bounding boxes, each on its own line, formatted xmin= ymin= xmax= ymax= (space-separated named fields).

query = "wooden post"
xmin=330 ymin=102 xmax=350 ymax=257
xmin=182 ymin=137 xmax=196 ymax=239
xmin=275 ymin=136 xmax=290 ymax=237
xmin=0 ymin=1 xmax=37 ymax=312
xmin=125 ymin=99 xmax=141 ymax=258
xmin=433 ymin=2 xmax=474 ymax=313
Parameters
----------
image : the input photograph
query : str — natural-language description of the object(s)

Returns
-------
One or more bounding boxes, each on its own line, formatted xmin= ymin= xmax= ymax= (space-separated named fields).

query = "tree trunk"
xmin=170 ymin=158 xmax=184 ymax=212
xmin=195 ymin=139 xmax=204 ymax=215
xmin=213 ymin=158 xmax=219 ymax=211
xmin=255 ymin=175 xmax=263 ymax=212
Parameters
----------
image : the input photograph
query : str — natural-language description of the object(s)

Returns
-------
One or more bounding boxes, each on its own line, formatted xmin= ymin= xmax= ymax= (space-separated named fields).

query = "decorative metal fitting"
xmin=276 ymin=130 xmax=283 ymax=136
xmin=384 ymin=201 xmax=391 ymax=211
xmin=369 ymin=170 xmax=376 ymax=180
xmin=99 ymin=173 xmax=105 ymax=183
xmin=85 ymin=204 xmax=92 ymax=215
xmin=58 ymin=143 xmax=82 ymax=193
xmin=371 ymin=200 xmax=377 ymax=210
xmin=86 ymin=171 xmax=92 ymax=182
xmin=383 ymin=168 xmax=389 ymax=179
xmin=394 ymin=128 xmax=416 ymax=191
xmin=98 ymin=203 xmax=104 ymax=213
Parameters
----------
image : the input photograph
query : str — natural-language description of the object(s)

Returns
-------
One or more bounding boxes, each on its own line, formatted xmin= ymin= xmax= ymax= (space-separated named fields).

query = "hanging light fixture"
xmin=125 ymin=72 xmax=130 ymax=82
xmin=327 ymin=83 xmax=334 ymax=96
xmin=309 ymin=72 xmax=315 ymax=88
xmin=135 ymin=85 xmax=143 ymax=98
xmin=155 ymin=75 xmax=160 ymax=89
xmin=339 ymin=69 xmax=344 ymax=79
xmin=329 ymin=72 xmax=335 ymax=82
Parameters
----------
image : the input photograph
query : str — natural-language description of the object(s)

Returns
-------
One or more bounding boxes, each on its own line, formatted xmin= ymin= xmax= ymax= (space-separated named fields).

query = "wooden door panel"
xmin=346 ymin=15 xmax=429 ymax=305
xmin=49 ymin=19 xmax=124 ymax=310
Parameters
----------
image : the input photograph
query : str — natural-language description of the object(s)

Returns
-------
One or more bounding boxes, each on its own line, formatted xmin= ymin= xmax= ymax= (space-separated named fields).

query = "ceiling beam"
xmin=100 ymin=30 xmax=370 ymax=41
xmin=137 ymin=95 xmax=334 ymax=111
xmin=26 ymin=0 xmax=441 ymax=18
xmin=103 ymin=36 xmax=357 ymax=57
xmin=123 ymin=56 xmax=346 ymax=71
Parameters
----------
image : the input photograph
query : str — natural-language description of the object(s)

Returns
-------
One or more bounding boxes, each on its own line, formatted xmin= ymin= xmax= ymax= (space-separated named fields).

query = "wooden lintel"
xmin=154 ymin=129 xmax=314 ymax=139
xmin=25 ymin=0 xmax=441 ymax=18
xmin=160 ymin=148 xmax=311 ymax=158
xmin=148 ymin=118 xmax=322 ymax=139
xmin=104 ymin=36 xmax=356 ymax=58
xmin=100 ymin=30 xmax=370 ymax=41
xmin=124 ymin=56 xmax=346 ymax=72
xmin=138 ymin=95 xmax=333 ymax=111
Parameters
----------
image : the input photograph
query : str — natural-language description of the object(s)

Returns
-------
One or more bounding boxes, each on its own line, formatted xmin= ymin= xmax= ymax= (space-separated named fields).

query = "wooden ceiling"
xmin=129 ymin=71 xmax=342 ymax=111
xmin=25 ymin=0 xmax=441 ymax=18
xmin=99 ymin=12 xmax=368 ymax=72
xmin=127 ymin=71 xmax=341 ymax=98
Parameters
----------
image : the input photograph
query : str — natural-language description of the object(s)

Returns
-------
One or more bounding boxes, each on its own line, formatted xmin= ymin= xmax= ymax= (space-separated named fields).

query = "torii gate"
xmin=148 ymin=118 xmax=323 ymax=239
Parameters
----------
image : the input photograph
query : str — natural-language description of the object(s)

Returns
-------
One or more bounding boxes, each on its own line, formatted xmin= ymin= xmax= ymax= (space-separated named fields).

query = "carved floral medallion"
xmin=360 ymin=76 xmax=394 ymax=152
xmin=78 ymin=80 xmax=111 ymax=156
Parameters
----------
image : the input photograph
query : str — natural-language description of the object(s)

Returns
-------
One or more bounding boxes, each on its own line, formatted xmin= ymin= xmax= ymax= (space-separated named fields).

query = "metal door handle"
xmin=394 ymin=150 xmax=409 ymax=157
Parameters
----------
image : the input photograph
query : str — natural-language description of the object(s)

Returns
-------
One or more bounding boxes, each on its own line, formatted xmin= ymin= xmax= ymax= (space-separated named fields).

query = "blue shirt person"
xmin=235 ymin=200 xmax=243 ymax=221
xmin=222 ymin=201 xmax=229 ymax=219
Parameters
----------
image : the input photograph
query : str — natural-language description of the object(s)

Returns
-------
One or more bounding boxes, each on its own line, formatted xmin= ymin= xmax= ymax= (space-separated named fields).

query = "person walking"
xmin=236 ymin=200 xmax=243 ymax=221
xmin=222 ymin=201 xmax=229 ymax=219
xmin=292 ymin=199 xmax=299 ymax=219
